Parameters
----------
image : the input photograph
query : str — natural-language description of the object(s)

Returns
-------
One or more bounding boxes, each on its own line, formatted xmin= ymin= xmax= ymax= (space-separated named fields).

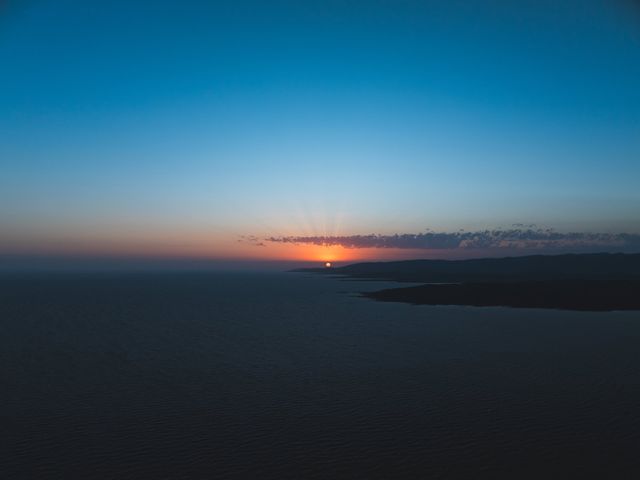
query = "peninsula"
xmin=296 ymin=253 xmax=640 ymax=311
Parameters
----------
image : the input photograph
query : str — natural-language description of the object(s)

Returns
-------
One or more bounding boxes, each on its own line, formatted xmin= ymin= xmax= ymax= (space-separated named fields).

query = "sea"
xmin=2 ymin=271 xmax=640 ymax=479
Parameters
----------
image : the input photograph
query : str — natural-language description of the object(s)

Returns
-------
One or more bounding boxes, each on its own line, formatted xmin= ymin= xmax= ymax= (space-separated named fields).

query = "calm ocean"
xmin=2 ymin=271 xmax=640 ymax=478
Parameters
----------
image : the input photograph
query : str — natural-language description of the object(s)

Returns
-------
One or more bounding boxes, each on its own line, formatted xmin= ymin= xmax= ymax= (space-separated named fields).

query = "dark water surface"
xmin=2 ymin=272 xmax=640 ymax=479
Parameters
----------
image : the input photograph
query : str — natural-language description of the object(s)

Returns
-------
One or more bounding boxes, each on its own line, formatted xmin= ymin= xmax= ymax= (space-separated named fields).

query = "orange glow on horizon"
xmin=1 ymin=229 xmax=452 ymax=264
xmin=237 ymin=242 xmax=365 ymax=263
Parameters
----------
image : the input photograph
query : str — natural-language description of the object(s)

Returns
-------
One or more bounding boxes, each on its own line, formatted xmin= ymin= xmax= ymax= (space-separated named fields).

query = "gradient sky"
xmin=1 ymin=0 xmax=640 ymax=265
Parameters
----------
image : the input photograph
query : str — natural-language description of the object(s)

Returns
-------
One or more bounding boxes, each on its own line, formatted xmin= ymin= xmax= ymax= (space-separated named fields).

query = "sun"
xmin=325 ymin=262 xmax=332 ymax=268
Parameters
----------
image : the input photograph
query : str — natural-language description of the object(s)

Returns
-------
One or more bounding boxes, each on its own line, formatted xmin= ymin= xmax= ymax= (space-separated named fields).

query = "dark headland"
xmin=295 ymin=253 xmax=640 ymax=311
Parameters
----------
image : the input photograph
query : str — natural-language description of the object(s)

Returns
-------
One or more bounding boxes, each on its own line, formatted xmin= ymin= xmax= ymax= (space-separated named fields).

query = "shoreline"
xmin=363 ymin=279 xmax=640 ymax=312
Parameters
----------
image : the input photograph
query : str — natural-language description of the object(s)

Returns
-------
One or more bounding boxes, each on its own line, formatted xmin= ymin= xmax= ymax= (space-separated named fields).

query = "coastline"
xmin=363 ymin=279 xmax=640 ymax=311
xmin=296 ymin=253 xmax=640 ymax=312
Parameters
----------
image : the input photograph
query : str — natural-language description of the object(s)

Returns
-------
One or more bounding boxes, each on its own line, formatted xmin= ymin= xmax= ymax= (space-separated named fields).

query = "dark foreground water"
xmin=2 ymin=272 xmax=640 ymax=479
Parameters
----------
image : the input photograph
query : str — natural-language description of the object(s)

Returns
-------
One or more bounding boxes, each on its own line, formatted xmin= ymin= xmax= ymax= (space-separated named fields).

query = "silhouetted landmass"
xmin=364 ymin=280 xmax=640 ymax=311
xmin=296 ymin=253 xmax=640 ymax=282
xmin=295 ymin=253 xmax=640 ymax=311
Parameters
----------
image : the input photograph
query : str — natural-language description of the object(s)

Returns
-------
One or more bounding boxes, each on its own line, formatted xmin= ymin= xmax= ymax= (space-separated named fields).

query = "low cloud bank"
xmin=264 ymin=228 xmax=640 ymax=252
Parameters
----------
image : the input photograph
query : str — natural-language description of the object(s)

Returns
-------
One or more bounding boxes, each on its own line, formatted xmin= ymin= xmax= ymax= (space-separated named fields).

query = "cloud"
xmin=264 ymin=228 xmax=640 ymax=252
xmin=238 ymin=235 xmax=266 ymax=246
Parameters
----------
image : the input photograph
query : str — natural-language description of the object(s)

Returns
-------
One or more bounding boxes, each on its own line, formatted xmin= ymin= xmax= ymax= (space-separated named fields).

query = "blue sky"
xmin=1 ymin=0 xmax=639 ymax=262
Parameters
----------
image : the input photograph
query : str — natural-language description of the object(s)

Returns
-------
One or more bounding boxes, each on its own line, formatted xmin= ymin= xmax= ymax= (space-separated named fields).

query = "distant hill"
xmin=295 ymin=253 xmax=640 ymax=284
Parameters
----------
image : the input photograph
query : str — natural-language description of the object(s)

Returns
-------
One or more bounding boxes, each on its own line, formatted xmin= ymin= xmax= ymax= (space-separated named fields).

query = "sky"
xmin=1 ymin=0 xmax=640 ymax=267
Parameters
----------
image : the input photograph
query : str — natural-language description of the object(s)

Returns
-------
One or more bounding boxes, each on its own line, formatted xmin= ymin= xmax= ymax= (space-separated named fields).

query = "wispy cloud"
xmin=263 ymin=228 xmax=640 ymax=252
xmin=238 ymin=235 xmax=266 ymax=247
